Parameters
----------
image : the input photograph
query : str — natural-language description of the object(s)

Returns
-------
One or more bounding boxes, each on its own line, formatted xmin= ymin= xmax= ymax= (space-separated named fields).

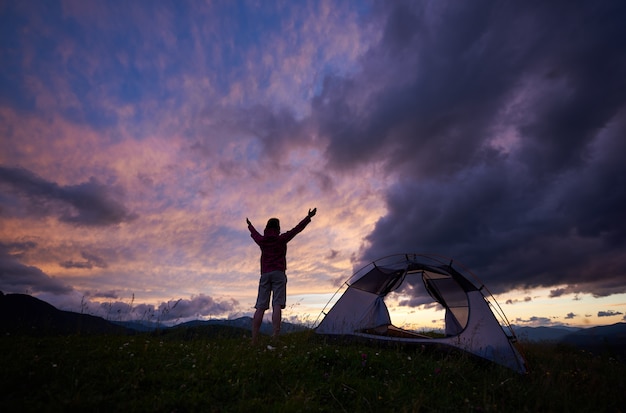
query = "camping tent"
xmin=315 ymin=253 xmax=528 ymax=374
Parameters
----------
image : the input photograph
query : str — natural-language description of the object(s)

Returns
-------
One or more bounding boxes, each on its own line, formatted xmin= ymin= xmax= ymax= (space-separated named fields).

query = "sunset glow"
xmin=1 ymin=1 xmax=625 ymax=329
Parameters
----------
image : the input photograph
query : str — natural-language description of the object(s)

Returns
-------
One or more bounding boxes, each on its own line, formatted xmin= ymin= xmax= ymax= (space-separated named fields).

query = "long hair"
xmin=266 ymin=218 xmax=280 ymax=232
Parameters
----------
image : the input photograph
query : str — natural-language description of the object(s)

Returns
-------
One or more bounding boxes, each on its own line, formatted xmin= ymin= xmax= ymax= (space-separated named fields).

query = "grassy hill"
xmin=1 ymin=293 xmax=625 ymax=411
xmin=1 ymin=329 xmax=625 ymax=412
xmin=560 ymin=323 xmax=626 ymax=358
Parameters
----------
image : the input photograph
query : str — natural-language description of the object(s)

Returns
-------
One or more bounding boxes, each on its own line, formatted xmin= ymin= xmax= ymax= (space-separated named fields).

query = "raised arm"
xmin=247 ymin=218 xmax=261 ymax=240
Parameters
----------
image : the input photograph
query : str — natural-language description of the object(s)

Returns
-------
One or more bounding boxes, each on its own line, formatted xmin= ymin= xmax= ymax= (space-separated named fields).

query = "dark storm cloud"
xmin=0 ymin=166 xmax=138 ymax=226
xmin=244 ymin=105 xmax=307 ymax=160
xmin=103 ymin=295 xmax=240 ymax=322
xmin=314 ymin=1 xmax=534 ymax=176
xmin=60 ymin=251 xmax=109 ymax=269
xmin=598 ymin=310 xmax=623 ymax=318
xmin=85 ymin=290 xmax=119 ymax=299
xmin=514 ymin=316 xmax=555 ymax=326
xmin=188 ymin=104 xmax=312 ymax=179
xmin=506 ymin=297 xmax=532 ymax=305
xmin=57 ymin=293 xmax=240 ymax=322
xmin=309 ymin=1 xmax=626 ymax=298
xmin=0 ymin=242 xmax=73 ymax=295
xmin=550 ymin=288 xmax=568 ymax=298
xmin=0 ymin=241 xmax=37 ymax=259
xmin=156 ymin=295 xmax=239 ymax=321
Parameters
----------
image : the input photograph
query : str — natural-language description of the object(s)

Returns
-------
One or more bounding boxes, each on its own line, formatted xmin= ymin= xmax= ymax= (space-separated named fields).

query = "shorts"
xmin=255 ymin=270 xmax=287 ymax=310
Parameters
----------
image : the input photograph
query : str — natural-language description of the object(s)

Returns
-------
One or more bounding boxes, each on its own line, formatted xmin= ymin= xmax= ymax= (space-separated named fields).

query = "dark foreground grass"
xmin=1 ymin=330 xmax=624 ymax=412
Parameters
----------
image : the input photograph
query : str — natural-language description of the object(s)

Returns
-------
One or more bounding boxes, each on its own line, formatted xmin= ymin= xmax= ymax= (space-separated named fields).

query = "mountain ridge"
xmin=0 ymin=292 xmax=134 ymax=335
xmin=1 ymin=292 xmax=624 ymax=358
xmin=0 ymin=292 xmax=305 ymax=337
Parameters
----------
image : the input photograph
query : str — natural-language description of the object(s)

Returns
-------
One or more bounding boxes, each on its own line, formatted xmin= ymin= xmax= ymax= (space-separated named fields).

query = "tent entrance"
xmin=421 ymin=270 xmax=470 ymax=335
xmin=315 ymin=253 xmax=528 ymax=374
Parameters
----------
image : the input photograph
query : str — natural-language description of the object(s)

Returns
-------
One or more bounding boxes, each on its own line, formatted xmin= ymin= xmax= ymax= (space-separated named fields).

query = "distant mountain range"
xmin=512 ymin=325 xmax=582 ymax=342
xmin=111 ymin=316 xmax=308 ymax=336
xmin=1 ymin=292 xmax=624 ymax=358
xmin=513 ymin=323 xmax=626 ymax=357
xmin=0 ymin=292 xmax=134 ymax=335
xmin=0 ymin=292 xmax=306 ymax=337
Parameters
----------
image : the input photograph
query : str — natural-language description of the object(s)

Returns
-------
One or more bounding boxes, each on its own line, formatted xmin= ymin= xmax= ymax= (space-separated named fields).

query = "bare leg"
xmin=272 ymin=304 xmax=282 ymax=339
xmin=252 ymin=308 xmax=265 ymax=344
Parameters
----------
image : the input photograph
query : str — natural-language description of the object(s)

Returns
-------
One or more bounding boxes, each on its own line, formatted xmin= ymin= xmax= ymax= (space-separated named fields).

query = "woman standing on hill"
xmin=246 ymin=208 xmax=317 ymax=344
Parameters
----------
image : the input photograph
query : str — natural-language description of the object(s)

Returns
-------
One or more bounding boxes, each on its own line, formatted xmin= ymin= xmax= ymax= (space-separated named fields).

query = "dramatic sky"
xmin=1 ymin=0 xmax=625 ymax=329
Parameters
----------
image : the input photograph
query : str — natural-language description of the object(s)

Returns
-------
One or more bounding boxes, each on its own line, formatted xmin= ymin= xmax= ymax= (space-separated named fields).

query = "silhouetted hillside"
xmin=3 ymin=291 xmax=622 ymax=358
xmin=513 ymin=325 xmax=581 ymax=342
xmin=0 ymin=292 xmax=134 ymax=335
xmin=560 ymin=323 xmax=626 ymax=358
xmin=0 ymin=293 xmax=308 ymax=338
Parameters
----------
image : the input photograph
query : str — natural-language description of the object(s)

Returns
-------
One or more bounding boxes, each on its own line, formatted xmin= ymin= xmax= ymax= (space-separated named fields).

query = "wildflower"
xmin=361 ymin=353 xmax=367 ymax=366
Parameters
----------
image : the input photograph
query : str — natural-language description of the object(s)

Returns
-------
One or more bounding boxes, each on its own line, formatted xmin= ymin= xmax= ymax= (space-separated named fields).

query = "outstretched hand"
xmin=308 ymin=208 xmax=317 ymax=218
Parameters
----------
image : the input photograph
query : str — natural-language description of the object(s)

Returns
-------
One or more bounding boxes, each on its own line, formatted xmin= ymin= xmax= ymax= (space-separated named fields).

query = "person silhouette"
xmin=246 ymin=208 xmax=317 ymax=344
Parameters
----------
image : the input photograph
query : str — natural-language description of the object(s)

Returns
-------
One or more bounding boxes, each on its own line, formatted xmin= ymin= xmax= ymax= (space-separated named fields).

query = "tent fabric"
xmin=315 ymin=287 xmax=391 ymax=334
xmin=315 ymin=254 xmax=527 ymax=374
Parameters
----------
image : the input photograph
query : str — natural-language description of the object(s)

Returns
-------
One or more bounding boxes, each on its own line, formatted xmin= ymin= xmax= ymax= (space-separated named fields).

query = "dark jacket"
xmin=248 ymin=216 xmax=311 ymax=274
